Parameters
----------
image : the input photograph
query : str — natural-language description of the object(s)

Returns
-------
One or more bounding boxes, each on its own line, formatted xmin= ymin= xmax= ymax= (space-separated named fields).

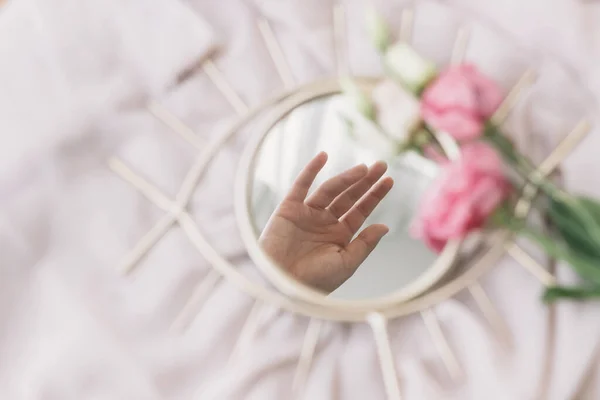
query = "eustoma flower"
xmin=421 ymin=64 xmax=504 ymax=141
xmin=340 ymin=78 xmax=422 ymax=159
xmin=371 ymin=80 xmax=421 ymax=141
xmin=384 ymin=42 xmax=437 ymax=94
xmin=411 ymin=143 xmax=512 ymax=252
xmin=367 ymin=8 xmax=437 ymax=94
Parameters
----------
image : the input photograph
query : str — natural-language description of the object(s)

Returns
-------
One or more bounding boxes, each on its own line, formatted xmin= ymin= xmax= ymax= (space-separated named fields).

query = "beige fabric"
xmin=2 ymin=0 xmax=600 ymax=399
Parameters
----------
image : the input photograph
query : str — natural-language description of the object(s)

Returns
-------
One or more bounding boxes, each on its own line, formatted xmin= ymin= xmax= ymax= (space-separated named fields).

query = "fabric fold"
xmin=0 ymin=0 xmax=216 ymax=181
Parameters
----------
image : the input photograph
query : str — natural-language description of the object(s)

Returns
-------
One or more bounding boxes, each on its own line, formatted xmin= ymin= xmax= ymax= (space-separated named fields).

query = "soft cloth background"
xmin=2 ymin=0 xmax=600 ymax=399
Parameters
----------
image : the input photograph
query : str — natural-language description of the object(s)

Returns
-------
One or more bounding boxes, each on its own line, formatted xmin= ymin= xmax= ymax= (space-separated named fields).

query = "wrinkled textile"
xmin=2 ymin=0 xmax=600 ymax=399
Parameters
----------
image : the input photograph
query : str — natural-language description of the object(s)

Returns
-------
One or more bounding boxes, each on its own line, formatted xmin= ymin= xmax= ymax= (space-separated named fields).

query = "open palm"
xmin=259 ymin=152 xmax=394 ymax=293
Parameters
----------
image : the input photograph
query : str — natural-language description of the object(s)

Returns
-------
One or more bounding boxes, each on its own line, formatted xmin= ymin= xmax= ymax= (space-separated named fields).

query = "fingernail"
xmin=316 ymin=152 xmax=328 ymax=164
xmin=372 ymin=160 xmax=388 ymax=169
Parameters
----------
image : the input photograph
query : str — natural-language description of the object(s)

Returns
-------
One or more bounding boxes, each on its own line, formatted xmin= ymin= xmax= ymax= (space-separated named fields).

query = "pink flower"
xmin=421 ymin=64 xmax=504 ymax=141
xmin=411 ymin=143 xmax=512 ymax=252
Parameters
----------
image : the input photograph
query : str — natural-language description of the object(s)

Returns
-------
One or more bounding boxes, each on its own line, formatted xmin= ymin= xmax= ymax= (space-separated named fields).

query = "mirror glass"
xmin=250 ymin=94 xmax=445 ymax=300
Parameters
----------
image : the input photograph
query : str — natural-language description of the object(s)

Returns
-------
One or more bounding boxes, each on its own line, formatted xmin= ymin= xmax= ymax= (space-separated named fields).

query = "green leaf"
xmin=548 ymin=195 xmax=600 ymax=258
xmin=483 ymin=128 xmax=519 ymax=164
xmin=520 ymin=227 xmax=600 ymax=285
xmin=366 ymin=8 xmax=392 ymax=53
xmin=340 ymin=78 xmax=376 ymax=121
xmin=543 ymin=285 xmax=600 ymax=303
xmin=577 ymin=196 xmax=600 ymax=225
xmin=338 ymin=113 xmax=357 ymax=141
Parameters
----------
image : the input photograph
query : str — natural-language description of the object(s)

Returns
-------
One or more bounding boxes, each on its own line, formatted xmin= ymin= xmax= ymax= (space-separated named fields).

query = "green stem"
xmin=422 ymin=125 xmax=444 ymax=151
xmin=486 ymin=128 xmax=600 ymax=248
xmin=497 ymin=205 xmax=600 ymax=301
xmin=483 ymin=126 xmax=600 ymax=246
xmin=543 ymin=285 xmax=600 ymax=303
xmin=483 ymin=125 xmax=561 ymax=197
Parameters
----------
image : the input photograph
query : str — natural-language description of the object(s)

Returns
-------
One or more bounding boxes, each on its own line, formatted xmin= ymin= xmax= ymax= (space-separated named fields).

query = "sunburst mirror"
xmin=106 ymin=0 xmax=594 ymax=398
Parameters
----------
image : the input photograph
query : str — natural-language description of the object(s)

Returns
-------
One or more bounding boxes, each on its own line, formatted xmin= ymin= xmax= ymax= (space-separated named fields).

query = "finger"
xmin=341 ymin=176 xmax=394 ymax=234
xmin=305 ymin=163 xmax=368 ymax=209
xmin=342 ymin=224 xmax=389 ymax=272
xmin=285 ymin=152 xmax=328 ymax=202
xmin=328 ymin=161 xmax=388 ymax=218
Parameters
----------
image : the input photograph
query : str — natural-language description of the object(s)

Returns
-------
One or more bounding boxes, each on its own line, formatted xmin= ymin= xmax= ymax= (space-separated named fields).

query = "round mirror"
xmin=242 ymin=82 xmax=460 ymax=303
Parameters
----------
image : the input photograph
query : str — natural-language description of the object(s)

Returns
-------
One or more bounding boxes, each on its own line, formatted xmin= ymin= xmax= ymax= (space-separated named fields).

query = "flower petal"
xmin=461 ymin=142 xmax=504 ymax=172
xmin=411 ymin=141 xmax=510 ymax=252
xmin=422 ymin=71 xmax=478 ymax=112
xmin=422 ymin=108 xmax=483 ymax=141
xmin=463 ymin=65 xmax=504 ymax=117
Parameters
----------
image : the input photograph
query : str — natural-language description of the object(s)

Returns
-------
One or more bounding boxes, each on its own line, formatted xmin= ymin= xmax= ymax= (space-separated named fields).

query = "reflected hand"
xmin=259 ymin=152 xmax=394 ymax=293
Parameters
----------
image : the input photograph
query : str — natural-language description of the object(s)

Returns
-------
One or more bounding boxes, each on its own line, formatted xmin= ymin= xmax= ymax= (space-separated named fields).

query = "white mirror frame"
xmin=235 ymin=76 xmax=464 ymax=311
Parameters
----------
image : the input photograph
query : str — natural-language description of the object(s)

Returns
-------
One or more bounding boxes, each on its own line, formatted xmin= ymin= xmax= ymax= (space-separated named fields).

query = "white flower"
xmin=351 ymin=113 xmax=397 ymax=160
xmin=366 ymin=8 xmax=391 ymax=52
xmin=340 ymin=77 xmax=375 ymax=120
xmin=372 ymin=79 xmax=421 ymax=141
xmin=338 ymin=102 xmax=396 ymax=160
xmin=384 ymin=42 xmax=437 ymax=93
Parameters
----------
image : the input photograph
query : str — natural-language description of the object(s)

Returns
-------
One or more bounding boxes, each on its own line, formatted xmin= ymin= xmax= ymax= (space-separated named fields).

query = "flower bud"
xmin=366 ymin=8 xmax=391 ymax=53
xmin=340 ymin=77 xmax=376 ymax=121
xmin=384 ymin=42 xmax=437 ymax=94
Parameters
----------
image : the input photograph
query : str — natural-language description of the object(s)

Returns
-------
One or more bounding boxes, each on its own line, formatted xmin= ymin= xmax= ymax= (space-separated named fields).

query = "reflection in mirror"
xmin=250 ymin=94 xmax=442 ymax=300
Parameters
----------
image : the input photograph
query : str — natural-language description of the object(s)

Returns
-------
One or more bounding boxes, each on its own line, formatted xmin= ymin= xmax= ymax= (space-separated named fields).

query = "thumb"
xmin=343 ymin=224 xmax=389 ymax=271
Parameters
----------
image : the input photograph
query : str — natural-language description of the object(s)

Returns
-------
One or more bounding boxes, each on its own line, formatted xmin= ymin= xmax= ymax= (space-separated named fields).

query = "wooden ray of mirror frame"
xmin=235 ymin=76 xmax=464 ymax=311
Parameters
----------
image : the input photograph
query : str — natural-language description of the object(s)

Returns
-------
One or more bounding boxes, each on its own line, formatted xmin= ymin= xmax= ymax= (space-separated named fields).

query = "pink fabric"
xmin=1 ymin=0 xmax=600 ymax=399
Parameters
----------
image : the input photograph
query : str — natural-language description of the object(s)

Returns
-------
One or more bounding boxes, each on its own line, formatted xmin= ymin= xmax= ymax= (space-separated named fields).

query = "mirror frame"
xmin=235 ymin=76 xmax=464 ymax=311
